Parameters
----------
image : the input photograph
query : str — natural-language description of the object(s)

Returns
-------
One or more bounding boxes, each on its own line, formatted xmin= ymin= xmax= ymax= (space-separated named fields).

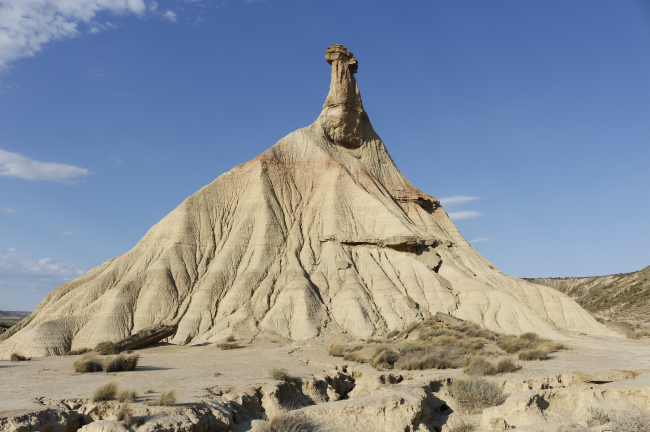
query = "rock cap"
xmin=325 ymin=44 xmax=358 ymax=73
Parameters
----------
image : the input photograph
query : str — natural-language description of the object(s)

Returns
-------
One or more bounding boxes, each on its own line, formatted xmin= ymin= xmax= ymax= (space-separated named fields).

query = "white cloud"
xmin=468 ymin=237 xmax=490 ymax=243
xmin=1 ymin=207 xmax=16 ymax=214
xmin=439 ymin=196 xmax=480 ymax=207
xmin=448 ymin=211 xmax=483 ymax=221
xmin=62 ymin=231 xmax=74 ymax=236
xmin=0 ymin=248 xmax=84 ymax=280
xmin=0 ymin=248 xmax=86 ymax=310
xmin=0 ymin=149 xmax=91 ymax=183
xmin=0 ymin=0 xmax=147 ymax=72
xmin=163 ymin=10 xmax=178 ymax=21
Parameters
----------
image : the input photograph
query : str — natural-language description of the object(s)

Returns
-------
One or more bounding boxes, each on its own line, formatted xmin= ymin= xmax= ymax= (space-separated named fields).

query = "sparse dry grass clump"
xmin=92 ymin=380 xmax=119 ymax=402
xmin=342 ymin=351 xmax=366 ymax=363
xmin=260 ymin=411 xmax=317 ymax=432
xmin=218 ymin=335 xmax=238 ymax=350
xmin=118 ymin=388 xmax=137 ymax=403
xmin=518 ymin=349 xmax=548 ymax=361
xmin=463 ymin=356 xmax=497 ymax=376
xmin=395 ymin=348 xmax=461 ymax=371
xmin=626 ymin=329 xmax=649 ymax=339
xmin=115 ymin=403 xmax=135 ymax=427
xmin=448 ymin=418 xmax=477 ymax=432
xmin=386 ymin=329 xmax=400 ymax=339
xmin=94 ymin=341 xmax=119 ymax=355
xmin=74 ymin=352 xmax=139 ymax=373
xmin=371 ymin=346 xmax=399 ymax=369
xmin=326 ymin=316 xmax=568 ymax=371
xmin=611 ymin=406 xmax=650 ymax=432
xmin=269 ymin=367 xmax=291 ymax=381
xmin=67 ymin=348 xmax=91 ymax=356
xmin=74 ymin=354 xmax=104 ymax=373
xmin=586 ymin=406 xmax=610 ymax=427
xmin=10 ymin=352 xmax=30 ymax=362
xmin=103 ymin=353 xmax=139 ymax=372
xmin=328 ymin=343 xmax=363 ymax=357
xmin=146 ymin=390 xmax=176 ymax=406
xmin=448 ymin=377 xmax=507 ymax=414
xmin=496 ymin=358 xmax=518 ymax=373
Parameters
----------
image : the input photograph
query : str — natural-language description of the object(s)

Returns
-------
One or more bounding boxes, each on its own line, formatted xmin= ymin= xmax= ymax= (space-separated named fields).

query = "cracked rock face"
xmin=0 ymin=45 xmax=612 ymax=359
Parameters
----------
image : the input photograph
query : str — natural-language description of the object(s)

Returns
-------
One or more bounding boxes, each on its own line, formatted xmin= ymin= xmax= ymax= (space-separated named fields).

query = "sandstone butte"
xmin=0 ymin=45 xmax=612 ymax=359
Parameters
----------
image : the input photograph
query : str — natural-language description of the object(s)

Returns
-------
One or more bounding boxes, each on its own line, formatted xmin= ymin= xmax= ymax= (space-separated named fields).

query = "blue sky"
xmin=1 ymin=0 xmax=649 ymax=310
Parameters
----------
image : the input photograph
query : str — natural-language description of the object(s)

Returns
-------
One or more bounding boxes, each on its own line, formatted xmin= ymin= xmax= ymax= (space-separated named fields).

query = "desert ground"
xmin=2 ymin=328 xmax=650 ymax=432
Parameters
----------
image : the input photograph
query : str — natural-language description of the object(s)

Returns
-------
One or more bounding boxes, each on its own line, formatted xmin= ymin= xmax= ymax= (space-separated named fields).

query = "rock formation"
xmin=0 ymin=45 xmax=611 ymax=359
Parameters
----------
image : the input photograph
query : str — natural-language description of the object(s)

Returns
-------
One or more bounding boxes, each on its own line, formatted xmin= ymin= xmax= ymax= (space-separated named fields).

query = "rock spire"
xmin=317 ymin=45 xmax=371 ymax=148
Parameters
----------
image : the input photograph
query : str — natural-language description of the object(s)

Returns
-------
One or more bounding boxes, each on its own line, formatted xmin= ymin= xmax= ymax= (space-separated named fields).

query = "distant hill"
xmin=0 ymin=311 xmax=31 ymax=324
xmin=527 ymin=265 xmax=650 ymax=324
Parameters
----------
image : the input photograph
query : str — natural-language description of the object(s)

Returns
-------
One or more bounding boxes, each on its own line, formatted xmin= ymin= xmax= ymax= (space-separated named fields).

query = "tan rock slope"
xmin=0 ymin=45 xmax=611 ymax=358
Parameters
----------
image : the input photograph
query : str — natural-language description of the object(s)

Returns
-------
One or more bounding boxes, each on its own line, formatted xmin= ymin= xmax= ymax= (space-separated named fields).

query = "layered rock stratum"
xmin=0 ymin=45 xmax=611 ymax=359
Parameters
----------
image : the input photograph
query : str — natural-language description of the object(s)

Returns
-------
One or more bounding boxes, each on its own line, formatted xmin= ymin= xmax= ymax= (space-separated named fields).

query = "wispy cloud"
xmin=163 ymin=10 xmax=178 ymax=21
xmin=448 ymin=211 xmax=483 ymax=221
xmin=0 ymin=248 xmax=84 ymax=280
xmin=468 ymin=237 xmax=490 ymax=243
xmin=0 ymin=248 xmax=85 ymax=310
xmin=1 ymin=207 xmax=16 ymax=214
xmin=0 ymin=0 xmax=148 ymax=72
xmin=439 ymin=196 xmax=480 ymax=207
xmin=0 ymin=149 xmax=91 ymax=183
xmin=62 ymin=231 xmax=74 ymax=236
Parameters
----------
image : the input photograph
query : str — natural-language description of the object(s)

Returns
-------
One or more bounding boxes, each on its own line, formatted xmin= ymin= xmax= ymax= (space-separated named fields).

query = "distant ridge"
xmin=527 ymin=265 xmax=650 ymax=323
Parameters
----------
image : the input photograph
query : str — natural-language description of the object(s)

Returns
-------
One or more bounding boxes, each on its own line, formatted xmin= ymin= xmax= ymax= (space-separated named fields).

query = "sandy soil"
xmin=2 ymin=334 xmax=649 ymax=422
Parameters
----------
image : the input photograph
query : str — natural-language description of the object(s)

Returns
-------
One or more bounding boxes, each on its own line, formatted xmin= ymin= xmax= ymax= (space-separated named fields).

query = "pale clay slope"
xmin=0 ymin=47 xmax=611 ymax=359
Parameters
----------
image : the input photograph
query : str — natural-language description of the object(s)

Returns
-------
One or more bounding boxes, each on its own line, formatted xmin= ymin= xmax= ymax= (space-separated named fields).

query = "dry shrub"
xmin=329 ymin=343 xmax=363 ymax=357
xmin=95 ymin=341 xmax=119 ymax=355
xmin=10 ymin=352 xmax=30 ymax=362
xmin=586 ymin=406 xmax=610 ymax=427
xmin=463 ymin=356 xmax=496 ymax=376
xmin=342 ymin=351 xmax=366 ymax=363
xmin=92 ymin=380 xmax=118 ymax=402
xmin=147 ymin=389 xmax=176 ymax=406
xmin=497 ymin=332 xmax=566 ymax=355
xmin=103 ymin=353 xmax=139 ymax=372
xmin=371 ymin=348 xmax=399 ymax=369
xmin=518 ymin=349 xmax=548 ymax=361
xmin=496 ymin=358 xmax=518 ymax=373
xmin=270 ymin=367 xmax=291 ymax=381
xmin=260 ymin=411 xmax=317 ymax=432
xmin=67 ymin=348 xmax=91 ymax=356
xmin=328 ymin=343 xmax=346 ymax=357
xmin=118 ymin=388 xmax=137 ymax=403
xmin=448 ymin=418 xmax=477 ymax=432
xmin=626 ymin=329 xmax=648 ymax=339
xmin=115 ymin=403 xmax=134 ymax=427
xmin=395 ymin=349 xmax=460 ymax=371
xmin=145 ymin=389 xmax=156 ymax=394
xmin=386 ymin=329 xmax=400 ymax=339
xmin=448 ymin=377 xmax=507 ymax=414
xmin=611 ymin=406 xmax=650 ymax=432
xmin=74 ymin=354 xmax=103 ymax=373
xmin=218 ymin=341 xmax=238 ymax=350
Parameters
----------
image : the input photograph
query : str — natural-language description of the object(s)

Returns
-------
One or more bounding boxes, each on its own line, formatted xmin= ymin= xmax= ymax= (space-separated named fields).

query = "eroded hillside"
xmin=527 ymin=265 xmax=650 ymax=324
